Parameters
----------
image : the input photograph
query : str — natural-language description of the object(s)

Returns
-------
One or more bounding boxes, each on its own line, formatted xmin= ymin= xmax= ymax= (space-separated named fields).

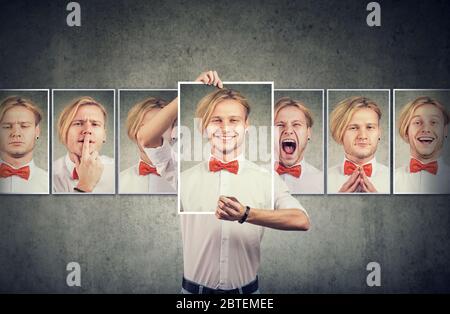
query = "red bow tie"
xmin=139 ymin=161 xmax=160 ymax=176
xmin=0 ymin=163 xmax=30 ymax=180
xmin=276 ymin=163 xmax=301 ymax=178
xmin=343 ymin=160 xmax=373 ymax=177
xmin=409 ymin=158 xmax=438 ymax=175
xmin=209 ymin=158 xmax=239 ymax=174
xmin=72 ymin=168 xmax=79 ymax=180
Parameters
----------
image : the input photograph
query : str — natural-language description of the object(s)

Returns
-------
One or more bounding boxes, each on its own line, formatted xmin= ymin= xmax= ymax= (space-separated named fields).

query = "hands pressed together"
xmin=339 ymin=167 xmax=377 ymax=193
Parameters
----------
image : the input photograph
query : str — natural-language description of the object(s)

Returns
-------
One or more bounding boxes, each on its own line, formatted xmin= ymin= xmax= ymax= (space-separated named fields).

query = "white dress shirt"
xmin=277 ymin=159 xmax=324 ymax=194
xmin=0 ymin=159 xmax=48 ymax=194
xmin=180 ymin=155 xmax=307 ymax=289
xmin=119 ymin=140 xmax=177 ymax=194
xmin=327 ymin=157 xmax=390 ymax=194
xmin=395 ymin=157 xmax=450 ymax=194
xmin=53 ymin=153 xmax=115 ymax=193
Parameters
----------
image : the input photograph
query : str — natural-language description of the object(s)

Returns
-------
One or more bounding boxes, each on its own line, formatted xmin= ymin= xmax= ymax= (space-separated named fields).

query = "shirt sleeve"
xmin=143 ymin=139 xmax=173 ymax=175
xmin=274 ymin=173 xmax=308 ymax=217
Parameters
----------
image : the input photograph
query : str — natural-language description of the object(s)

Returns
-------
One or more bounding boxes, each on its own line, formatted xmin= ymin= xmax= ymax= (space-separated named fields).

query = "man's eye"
xmin=293 ymin=123 xmax=301 ymax=127
xmin=349 ymin=126 xmax=357 ymax=130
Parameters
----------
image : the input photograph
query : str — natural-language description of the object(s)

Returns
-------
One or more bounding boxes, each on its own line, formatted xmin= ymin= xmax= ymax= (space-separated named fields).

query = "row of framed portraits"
xmin=0 ymin=86 xmax=449 ymax=196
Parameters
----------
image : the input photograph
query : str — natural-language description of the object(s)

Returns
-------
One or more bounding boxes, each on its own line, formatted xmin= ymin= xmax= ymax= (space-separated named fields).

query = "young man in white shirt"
xmin=180 ymin=85 xmax=310 ymax=294
xmin=395 ymin=96 xmax=450 ymax=194
xmin=53 ymin=96 xmax=115 ymax=193
xmin=328 ymin=96 xmax=389 ymax=193
xmin=274 ymin=97 xmax=323 ymax=194
xmin=0 ymin=96 xmax=48 ymax=194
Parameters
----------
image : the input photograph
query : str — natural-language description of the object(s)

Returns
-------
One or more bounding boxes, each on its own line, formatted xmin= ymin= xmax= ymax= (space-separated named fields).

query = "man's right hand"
xmin=338 ymin=168 xmax=361 ymax=193
xmin=74 ymin=134 xmax=104 ymax=192
xmin=195 ymin=70 xmax=223 ymax=88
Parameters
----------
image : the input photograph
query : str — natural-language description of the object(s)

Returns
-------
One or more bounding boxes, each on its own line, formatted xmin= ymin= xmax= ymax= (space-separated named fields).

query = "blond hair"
xmin=195 ymin=88 xmax=250 ymax=133
xmin=274 ymin=97 xmax=314 ymax=127
xmin=57 ymin=96 xmax=107 ymax=145
xmin=0 ymin=96 xmax=43 ymax=125
xmin=330 ymin=96 xmax=382 ymax=144
xmin=398 ymin=96 xmax=449 ymax=142
xmin=126 ymin=97 xmax=167 ymax=142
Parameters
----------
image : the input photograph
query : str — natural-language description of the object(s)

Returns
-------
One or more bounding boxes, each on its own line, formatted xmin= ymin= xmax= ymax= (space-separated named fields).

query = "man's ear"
xmin=35 ymin=124 xmax=41 ymax=139
xmin=244 ymin=118 xmax=249 ymax=131
xmin=444 ymin=124 xmax=448 ymax=139
xmin=307 ymin=127 xmax=312 ymax=141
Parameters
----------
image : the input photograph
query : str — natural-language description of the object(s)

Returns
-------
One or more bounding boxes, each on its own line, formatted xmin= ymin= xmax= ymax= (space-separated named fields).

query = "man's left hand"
xmin=216 ymin=196 xmax=245 ymax=221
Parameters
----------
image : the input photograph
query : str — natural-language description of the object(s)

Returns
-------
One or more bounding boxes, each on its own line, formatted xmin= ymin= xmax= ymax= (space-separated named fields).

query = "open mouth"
xmin=281 ymin=139 xmax=297 ymax=154
xmin=417 ymin=136 xmax=435 ymax=144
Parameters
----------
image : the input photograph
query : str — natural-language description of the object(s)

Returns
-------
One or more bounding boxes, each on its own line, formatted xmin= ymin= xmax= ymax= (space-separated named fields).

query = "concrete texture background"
xmin=118 ymin=89 xmax=177 ymax=172
xmin=327 ymin=90 xmax=390 ymax=168
xmin=180 ymin=83 xmax=272 ymax=171
xmin=0 ymin=0 xmax=450 ymax=293
xmin=274 ymin=90 xmax=324 ymax=171
xmin=52 ymin=89 xmax=115 ymax=160
xmin=0 ymin=90 xmax=49 ymax=171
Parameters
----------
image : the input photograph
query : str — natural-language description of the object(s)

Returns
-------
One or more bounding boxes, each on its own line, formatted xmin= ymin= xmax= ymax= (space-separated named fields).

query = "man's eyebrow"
xmin=1 ymin=121 xmax=33 ymax=124
xmin=72 ymin=118 xmax=103 ymax=123
xmin=410 ymin=114 xmax=442 ymax=119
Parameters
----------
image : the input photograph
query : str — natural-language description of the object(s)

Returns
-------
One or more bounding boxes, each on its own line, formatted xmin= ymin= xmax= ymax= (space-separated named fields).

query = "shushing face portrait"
xmin=58 ymin=97 xmax=108 ymax=159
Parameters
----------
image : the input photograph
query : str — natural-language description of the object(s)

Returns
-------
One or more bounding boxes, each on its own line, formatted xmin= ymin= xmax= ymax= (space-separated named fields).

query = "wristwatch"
xmin=238 ymin=206 xmax=251 ymax=224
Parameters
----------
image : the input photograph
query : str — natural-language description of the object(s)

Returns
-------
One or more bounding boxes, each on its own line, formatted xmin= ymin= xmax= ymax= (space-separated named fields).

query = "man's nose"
xmin=283 ymin=125 xmax=294 ymax=135
xmin=81 ymin=122 xmax=93 ymax=134
xmin=357 ymin=128 xmax=368 ymax=138
xmin=421 ymin=122 xmax=432 ymax=133
xmin=10 ymin=124 xmax=22 ymax=137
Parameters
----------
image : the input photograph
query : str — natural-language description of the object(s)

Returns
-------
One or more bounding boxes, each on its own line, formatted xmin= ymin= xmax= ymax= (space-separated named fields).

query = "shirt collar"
xmin=64 ymin=153 xmax=76 ymax=178
xmin=143 ymin=139 xmax=172 ymax=176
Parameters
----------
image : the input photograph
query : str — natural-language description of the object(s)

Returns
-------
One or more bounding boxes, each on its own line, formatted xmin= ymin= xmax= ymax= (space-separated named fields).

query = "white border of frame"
xmin=0 ymin=89 xmax=50 ymax=195
xmin=177 ymin=81 xmax=274 ymax=215
xmin=274 ymin=89 xmax=325 ymax=195
xmin=326 ymin=89 xmax=391 ymax=195
xmin=51 ymin=89 xmax=116 ymax=195
xmin=117 ymin=88 xmax=178 ymax=195
xmin=393 ymin=89 xmax=450 ymax=195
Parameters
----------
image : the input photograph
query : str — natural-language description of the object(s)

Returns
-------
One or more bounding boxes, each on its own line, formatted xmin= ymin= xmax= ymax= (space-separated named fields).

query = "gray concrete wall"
xmin=0 ymin=0 xmax=449 ymax=293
